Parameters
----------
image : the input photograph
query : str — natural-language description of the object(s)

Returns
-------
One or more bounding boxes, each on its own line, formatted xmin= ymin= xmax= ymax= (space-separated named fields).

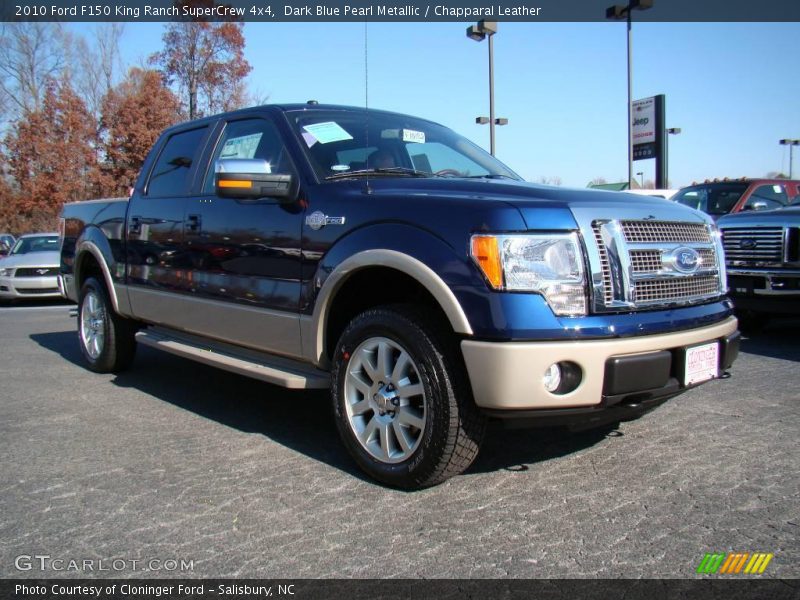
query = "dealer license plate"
xmin=684 ymin=342 xmax=719 ymax=386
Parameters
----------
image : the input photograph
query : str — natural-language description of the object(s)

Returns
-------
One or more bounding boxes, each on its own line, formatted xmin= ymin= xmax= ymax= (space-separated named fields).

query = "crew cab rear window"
xmin=146 ymin=126 xmax=208 ymax=197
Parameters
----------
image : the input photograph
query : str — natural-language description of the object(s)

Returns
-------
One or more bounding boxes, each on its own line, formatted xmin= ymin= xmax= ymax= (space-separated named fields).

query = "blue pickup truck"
xmin=719 ymin=202 xmax=800 ymax=329
xmin=59 ymin=103 xmax=739 ymax=488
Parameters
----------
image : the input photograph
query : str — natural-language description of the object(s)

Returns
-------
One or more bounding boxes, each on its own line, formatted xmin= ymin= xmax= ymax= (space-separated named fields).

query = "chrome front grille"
xmin=634 ymin=275 xmax=721 ymax=304
xmin=629 ymin=248 xmax=717 ymax=274
xmin=721 ymin=227 xmax=784 ymax=265
xmin=589 ymin=219 xmax=723 ymax=312
xmin=621 ymin=220 xmax=711 ymax=244
xmin=593 ymin=225 xmax=614 ymax=305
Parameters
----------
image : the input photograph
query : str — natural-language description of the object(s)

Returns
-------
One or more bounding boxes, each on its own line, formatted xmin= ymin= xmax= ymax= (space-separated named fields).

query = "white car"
xmin=0 ymin=233 xmax=61 ymax=301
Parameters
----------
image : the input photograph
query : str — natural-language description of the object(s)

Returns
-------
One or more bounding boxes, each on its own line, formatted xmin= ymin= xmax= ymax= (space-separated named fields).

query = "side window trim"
xmin=143 ymin=124 xmax=211 ymax=198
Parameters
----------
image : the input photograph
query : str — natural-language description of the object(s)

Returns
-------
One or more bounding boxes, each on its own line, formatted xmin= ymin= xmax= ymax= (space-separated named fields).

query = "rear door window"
xmin=146 ymin=126 xmax=209 ymax=197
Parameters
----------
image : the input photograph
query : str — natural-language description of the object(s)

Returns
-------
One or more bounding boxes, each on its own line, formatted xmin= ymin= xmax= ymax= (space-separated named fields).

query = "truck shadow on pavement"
xmin=739 ymin=318 xmax=800 ymax=362
xmin=31 ymin=330 xmax=616 ymax=486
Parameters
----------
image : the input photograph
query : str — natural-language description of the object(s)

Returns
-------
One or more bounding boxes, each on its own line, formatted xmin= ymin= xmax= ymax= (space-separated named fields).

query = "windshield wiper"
xmin=467 ymin=174 xmax=517 ymax=180
xmin=326 ymin=167 xmax=431 ymax=180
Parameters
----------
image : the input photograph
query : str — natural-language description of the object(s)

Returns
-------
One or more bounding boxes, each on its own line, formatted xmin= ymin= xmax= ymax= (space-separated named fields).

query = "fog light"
xmin=543 ymin=363 xmax=562 ymax=392
xmin=542 ymin=361 xmax=583 ymax=395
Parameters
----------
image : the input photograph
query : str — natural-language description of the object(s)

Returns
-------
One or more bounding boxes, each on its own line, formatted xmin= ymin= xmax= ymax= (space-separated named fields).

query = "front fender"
xmin=304 ymin=223 xmax=479 ymax=364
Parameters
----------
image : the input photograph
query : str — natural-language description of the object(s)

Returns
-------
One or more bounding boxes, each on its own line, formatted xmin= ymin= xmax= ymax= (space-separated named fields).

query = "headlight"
xmin=470 ymin=233 xmax=587 ymax=316
xmin=0 ymin=267 xmax=12 ymax=277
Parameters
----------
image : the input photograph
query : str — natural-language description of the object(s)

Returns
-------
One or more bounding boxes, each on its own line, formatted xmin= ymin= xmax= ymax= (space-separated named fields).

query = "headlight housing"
xmin=470 ymin=233 xmax=587 ymax=316
xmin=0 ymin=267 xmax=12 ymax=277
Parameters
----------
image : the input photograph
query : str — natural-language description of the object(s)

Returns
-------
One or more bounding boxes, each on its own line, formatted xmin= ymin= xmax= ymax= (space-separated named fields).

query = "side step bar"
xmin=135 ymin=327 xmax=330 ymax=389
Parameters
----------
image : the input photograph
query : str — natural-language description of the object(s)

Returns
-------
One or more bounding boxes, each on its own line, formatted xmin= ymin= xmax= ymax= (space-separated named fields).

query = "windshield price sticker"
xmin=402 ymin=129 xmax=426 ymax=144
xmin=684 ymin=342 xmax=719 ymax=386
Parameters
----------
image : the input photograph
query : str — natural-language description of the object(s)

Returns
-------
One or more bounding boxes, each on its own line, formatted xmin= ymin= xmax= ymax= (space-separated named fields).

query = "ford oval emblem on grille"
xmin=740 ymin=238 xmax=757 ymax=250
xmin=664 ymin=247 xmax=701 ymax=273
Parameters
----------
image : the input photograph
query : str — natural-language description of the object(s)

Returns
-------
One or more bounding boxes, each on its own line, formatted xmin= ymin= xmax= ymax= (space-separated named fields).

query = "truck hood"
xmin=364 ymin=177 xmax=709 ymax=228
xmin=1 ymin=251 xmax=60 ymax=269
xmin=718 ymin=206 xmax=800 ymax=228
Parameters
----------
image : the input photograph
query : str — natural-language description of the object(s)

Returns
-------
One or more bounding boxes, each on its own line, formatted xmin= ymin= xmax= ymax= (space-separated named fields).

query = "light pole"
xmin=606 ymin=0 xmax=653 ymax=188
xmin=779 ymin=138 xmax=800 ymax=178
xmin=665 ymin=127 xmax=681 ymax=188
xmin=636 ymin=171 xmax=644 ymax=188
xmin=467 ymin=20 xmax=507 ymax=156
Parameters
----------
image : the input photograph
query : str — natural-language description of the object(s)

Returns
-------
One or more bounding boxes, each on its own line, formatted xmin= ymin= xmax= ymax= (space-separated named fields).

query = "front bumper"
xmin=0 ymin=274 xmax=60 ymax=299
xmin=461 ymin=316 xmax=739 ymax=413
xmin=728 ymin=269 xmax=800 ymax=315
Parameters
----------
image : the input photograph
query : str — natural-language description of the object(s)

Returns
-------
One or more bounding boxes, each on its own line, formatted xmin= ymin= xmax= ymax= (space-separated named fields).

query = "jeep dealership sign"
xmin=632 ymin=96 xmax=657 ymax=160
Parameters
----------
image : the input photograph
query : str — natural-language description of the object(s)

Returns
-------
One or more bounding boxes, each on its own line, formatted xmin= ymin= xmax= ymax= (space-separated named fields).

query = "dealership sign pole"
xmin=632 ymin=94 xmax=667 ymax=189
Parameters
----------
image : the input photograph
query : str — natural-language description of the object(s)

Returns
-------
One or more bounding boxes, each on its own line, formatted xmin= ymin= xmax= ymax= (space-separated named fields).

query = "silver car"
xmin=0 ymin=233 xmax=61 ymax=301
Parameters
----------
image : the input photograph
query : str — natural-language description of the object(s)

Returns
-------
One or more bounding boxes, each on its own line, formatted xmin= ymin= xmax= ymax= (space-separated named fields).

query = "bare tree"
xmin=73 ymin=24 xmax=126 ymax=121
xmin=588 ymin=177 xmax=608 ymax=186
xmin=0 ymin=23 xmax=69 ymax=116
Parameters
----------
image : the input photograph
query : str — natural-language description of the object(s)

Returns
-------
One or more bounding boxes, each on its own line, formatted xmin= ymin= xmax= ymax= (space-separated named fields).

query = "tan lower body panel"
xmin=461 ymin=316 xmax=738 ymax=410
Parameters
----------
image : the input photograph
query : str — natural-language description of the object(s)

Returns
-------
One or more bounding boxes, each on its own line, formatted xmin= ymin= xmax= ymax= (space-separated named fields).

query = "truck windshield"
xmin=286 ymin=109 xmax=521 ymax=182
xmin=673 ymin=183 xmax=749 ymax=216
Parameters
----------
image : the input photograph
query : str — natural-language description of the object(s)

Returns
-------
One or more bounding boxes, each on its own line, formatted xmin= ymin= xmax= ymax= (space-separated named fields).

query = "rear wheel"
xmin=78 ymin=277 xmax=136 ymax=373
xmin=331 ymin=305 xmax=485 ymax=489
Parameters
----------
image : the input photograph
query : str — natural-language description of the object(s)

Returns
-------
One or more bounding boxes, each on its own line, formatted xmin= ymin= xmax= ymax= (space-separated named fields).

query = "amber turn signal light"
xmin=471 ymin=235 xmax=503 ymax=289
xmin=218 ymin=179 xmax=253 ymax=188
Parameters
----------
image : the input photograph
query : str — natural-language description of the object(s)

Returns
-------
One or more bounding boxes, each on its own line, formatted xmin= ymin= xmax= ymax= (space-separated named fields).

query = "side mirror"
xmin=214 ymin=158 xmax=296 ymax=202
xmin=747 ymin=201 xmax=768 ymax=211
xmin=0 ymin=242 xmax=9 ymax=256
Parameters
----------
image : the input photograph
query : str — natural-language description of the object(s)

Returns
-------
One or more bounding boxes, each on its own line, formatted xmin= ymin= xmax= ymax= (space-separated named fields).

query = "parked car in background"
xmin=0 ymin=233 xmax=15 ymax=255
xmin=718 ymin=199 xmax=800 ymax=329
xmin=673 ymin=178 xmax=800 ymax=220
xmin=0 ymin=233 xmax=61 ymax=302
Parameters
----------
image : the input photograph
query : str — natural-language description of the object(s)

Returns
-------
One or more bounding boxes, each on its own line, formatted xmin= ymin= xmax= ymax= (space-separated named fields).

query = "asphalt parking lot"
xmin=1 ymin=302 xmax=798 ymax=579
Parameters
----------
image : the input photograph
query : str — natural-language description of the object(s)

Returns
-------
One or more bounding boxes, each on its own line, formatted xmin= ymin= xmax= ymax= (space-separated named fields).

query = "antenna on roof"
xmin=364 ymin=21 xmax=372 ymax=194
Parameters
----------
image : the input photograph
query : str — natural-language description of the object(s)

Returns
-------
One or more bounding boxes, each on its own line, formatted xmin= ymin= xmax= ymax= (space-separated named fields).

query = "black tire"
xmin=331 ymin=304 xmax=485 ymax=489
xmin=77 ymin=277 xmax=137 ymax=373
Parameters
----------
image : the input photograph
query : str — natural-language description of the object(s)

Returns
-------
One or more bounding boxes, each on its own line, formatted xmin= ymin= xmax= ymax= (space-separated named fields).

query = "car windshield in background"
xmin=673 ymin=183 xmax=749 ymax=216
xmin=11 ymin=235 xmax=59 ymax=255
xmin=286 ymin=109 xmax=521 ymax=182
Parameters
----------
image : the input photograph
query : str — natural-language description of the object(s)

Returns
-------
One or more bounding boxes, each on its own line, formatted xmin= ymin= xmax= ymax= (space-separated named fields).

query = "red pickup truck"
xmin=673 ymin=178 xmax=800 ymax=219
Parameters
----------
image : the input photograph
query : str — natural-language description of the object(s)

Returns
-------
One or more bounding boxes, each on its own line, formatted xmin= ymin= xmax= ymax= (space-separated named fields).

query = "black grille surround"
xmin=14 ymin=267 xmax=59 ymax=278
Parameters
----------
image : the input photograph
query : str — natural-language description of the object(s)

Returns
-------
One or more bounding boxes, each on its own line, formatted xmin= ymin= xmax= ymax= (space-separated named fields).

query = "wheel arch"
xmin=74 ymin=232 xmax=121 ymax=314
xmin=307 ymin=249 xmax=473 ymax=368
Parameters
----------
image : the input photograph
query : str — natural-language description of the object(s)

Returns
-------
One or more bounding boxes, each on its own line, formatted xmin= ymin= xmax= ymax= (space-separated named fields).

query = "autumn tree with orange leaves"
xmin=97 ymin=68 xmax=181 ymax=197
xmin=150 ymin=0 xmax=251 ymax=120
xmin=3 ymin=79 xmax=97 ymax=232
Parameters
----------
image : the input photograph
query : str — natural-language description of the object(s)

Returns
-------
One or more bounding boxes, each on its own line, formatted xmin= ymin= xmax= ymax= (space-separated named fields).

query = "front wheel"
xmin=331 ymin=305 xmax=485 ymax=489
xmin=78 ymin=277 xmax=136 ymax=373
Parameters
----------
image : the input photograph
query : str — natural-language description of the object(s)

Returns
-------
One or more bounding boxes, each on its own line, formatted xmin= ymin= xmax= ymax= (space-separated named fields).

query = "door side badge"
xmin=306 ymin=211 xmax=346 ymax=230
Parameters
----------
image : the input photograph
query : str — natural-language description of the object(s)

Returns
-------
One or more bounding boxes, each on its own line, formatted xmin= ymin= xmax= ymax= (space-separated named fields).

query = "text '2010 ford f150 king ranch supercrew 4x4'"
xmin=59 ymin=103 xmax=740 ymax=489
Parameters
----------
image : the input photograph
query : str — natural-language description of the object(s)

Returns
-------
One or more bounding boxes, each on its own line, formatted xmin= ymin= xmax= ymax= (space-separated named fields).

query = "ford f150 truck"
xmin=59 ymin=103 xmax=739 ymax=489
xmin=719 ymin=203 xmax=800 ymax=329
